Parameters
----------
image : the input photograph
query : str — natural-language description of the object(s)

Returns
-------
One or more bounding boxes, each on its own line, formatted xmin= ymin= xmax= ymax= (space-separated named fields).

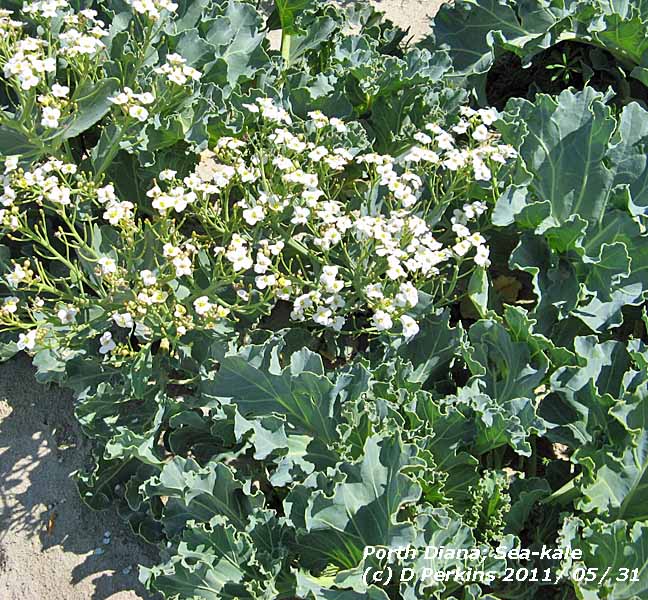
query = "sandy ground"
xmin=0 ymin=355 xmax=160 ymax=600
xmin=0 ymin=2 xmax=443 ymax=599
xmin=357 ymin=0 xmax=440 ymax=38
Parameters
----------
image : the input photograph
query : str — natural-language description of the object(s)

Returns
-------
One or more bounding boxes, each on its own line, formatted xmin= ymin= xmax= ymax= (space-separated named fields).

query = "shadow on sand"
xmin=0 ymin=354 xmax=159 ymax=600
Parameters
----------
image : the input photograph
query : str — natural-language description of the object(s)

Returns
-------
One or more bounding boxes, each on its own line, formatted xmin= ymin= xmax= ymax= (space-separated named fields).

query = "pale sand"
xmin=0 ymin=2 xmax=443 ymax=598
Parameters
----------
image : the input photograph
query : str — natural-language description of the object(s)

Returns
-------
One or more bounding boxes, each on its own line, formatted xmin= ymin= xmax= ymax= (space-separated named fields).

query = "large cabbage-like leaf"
xmin=559 ymin=518 xmax=648 ymax=599
xmin=288 ymin=433 xmax=422 ymax=572
xmin=496 ymin=88 xmax=648 ymax=334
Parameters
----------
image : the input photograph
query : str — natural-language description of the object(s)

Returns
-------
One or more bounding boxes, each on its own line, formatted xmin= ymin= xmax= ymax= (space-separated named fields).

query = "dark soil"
xmin=486 ymin=40 xmax=648 ymax=110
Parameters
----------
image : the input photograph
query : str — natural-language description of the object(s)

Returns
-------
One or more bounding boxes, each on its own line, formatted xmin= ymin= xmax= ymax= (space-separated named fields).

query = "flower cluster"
xmin=23 ymin=2 xmax=107 ymax=56
xmin=37 ymin=86 xmax=69 ymax=129
xmin=97 ymin=184 xmax=135 ymax=226
xmin=110 ymin=87 xmax=155 ymax=122
xmin=126 ymin=0 xmax=178 ymax=21
xmin=129 ymin=98 xmax=513 ymax=337
xmin=0 ymin=91 xmax=514 ymax=362
xmin=0 ymin=9 xmax=24 ymax=34
xmin=155 ymin=53 xmax=201 ymax=86
xmin=3 ymin=37 xmax=56 ymax=90
xmin=404 ymin=108 xmax=516 ymax=182
xmin=22 ymin=0 xmax=69 ymax=19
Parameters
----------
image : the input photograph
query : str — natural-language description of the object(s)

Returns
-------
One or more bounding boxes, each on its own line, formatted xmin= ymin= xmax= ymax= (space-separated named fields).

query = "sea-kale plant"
xmin=1 ymin=1 xmax=648 ymax=600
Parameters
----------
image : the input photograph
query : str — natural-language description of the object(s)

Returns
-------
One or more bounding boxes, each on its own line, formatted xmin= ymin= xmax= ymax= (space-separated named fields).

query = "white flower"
xmin=159 ymin=169 xmax=176 ymax=181
xmin=6 ymin=264 xmax=27 ymax=288
xmin=52 ymin=83 xmax=69 ymax=98
xmin=140 ymin=269 xmax=157 ymax=286
xmin=41 ymin=106 xmax=61 ymax=128
xmin=162 ymin=243 xmax=180 ymax=258
xmin=313 ymin=306 xmax=332 ymax=326
xmin=472 ymin=201 xmax=488 ymax=216
xmin=254 ymin=252 xmax=271 ymax=274
xmin=110 ymin=91 xmax=130 ymax=106
xmin=372 ymin=310 xmax=393 ymax=331
xmin=255 ymin=274 xmax=276 ymax=290
xmin=112 ymin=312 xmax=134 ymax=328
xmin=45 ymin=185 xmax=71 ymax=205
xmin=460 ymin=106 xmax=477 ymax=118
xmin=400 ymin=315 xmax=420 ymax=339
xmin=365 ymin=283 xmax=383 ymax=300
xmin=452 ymin=223 xmax=471 ymax=238
xmin=308 ymin=110 xmax=328 ymax=128
xmin=98 ymin=256 xmax=117 ymax=275
xmin=425 ymin=123 xmax=444 ymax=134
xmin=469 ymin=232 xmax=486 ymax=247
xmin=453 ymin=239 xmax=472 ymax=257
xmin=193 ymin=295 xmax=212 ymax=316
xmin=293 ymin=293 xmax=313 ymax=312
xmin=4 ymin=156 xmax=19 ymax=173
xmin=472 ymin=124 xmax=489 ymax=142
xmin=96 ymin=184 xmax=117 ymax=204
xmin=474 ymin=244 xmax=491 ymax=267
xmin=227 ymin=246 xmax=253 ymax=271
xmin=242 ymin=205 xmax=265 ymax=226
xmin=272 ymin=156 xmax=293 ymax=171
xmin=291 ymin=206 xmax=310 ymax=225
xmin=60 ymin=163 xmax=77 ymax=174
xmin=2 ymin=296 xmax=19 ymax=314
xmin=331 ymin=316 xmax=345 ymax=331
xmin=103 ymin=200 xmax=134 ymax=225
xmin=308 ymin=146 xmax=328 ymax=161
xmin=302 ymin=189 xmax=323 ymax=206
xmin=329 ymin=117 xmax=347 ymax=132
xmin=435 ymin=132 xmax=455 ymax=150
xmin=443 ymin=150 xmax=466 ymax=171
xmin=452 ymin=119 xmax=469 ymax=134
xmin=128 ymin=105 xmax=149 ymax=121
xmin=478 ymin=108 xmax=498 ymax=126
xmin=395 ymin=282 xmax=418 ymax=308
xmin=99 ymin=331 xmax=116 ymax=354
xmin=57 ymin=306 xmax=78 ymax=324
xmin=403 ymin=146 xmax=425 ymax=163
xmin=472 ymin=158 xmax=492 ymax=181
xmin=413 ymin=132 xmax=432 ymax=145
xmin=17 ymin=329 xmax=37 ymax=351
xmin=173 ymin=255 xmax=192 ymax=277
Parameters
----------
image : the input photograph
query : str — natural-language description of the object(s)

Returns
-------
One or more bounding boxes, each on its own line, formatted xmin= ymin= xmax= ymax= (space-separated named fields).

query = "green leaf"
xmin=0 ymin=125 xmax=41 ymax=158
xmin=576 ymin=377 xmax=648 ymax=522
xmin=272 ymin=0 xmax=314 ymax=35
xmin=500 ymin=89 xmax=648 ymax=334
xmin=467 ymin=267 xmax=489 ymax=318
xmin=199 ymin=1 xmax=269 ymax=89
xmin=143 ymin=457 xmax=263 ymax=537
xmin=464 ymin=318 xmax=547 ymax=404
xmin=56 ymin=78 xmax=120 ymax=140
xmin=203 ymin=349 xmax=357 ymax=444
xmin=560 ymin=518 xmax=648 ymax=600
xmin=143 ymin=520 xmax=258 ymax=600
xmin=292 ymin=433 xmax=422 ymax=571
xmin=390 ymin=309 xmax=463 ymax=385
xmin=421 ymin=0 xmax=564 ymax=101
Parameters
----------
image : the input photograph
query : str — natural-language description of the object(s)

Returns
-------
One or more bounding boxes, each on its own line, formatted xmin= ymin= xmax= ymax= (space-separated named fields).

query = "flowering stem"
xmin=281 ymin=32 xmax=292 ymax=64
